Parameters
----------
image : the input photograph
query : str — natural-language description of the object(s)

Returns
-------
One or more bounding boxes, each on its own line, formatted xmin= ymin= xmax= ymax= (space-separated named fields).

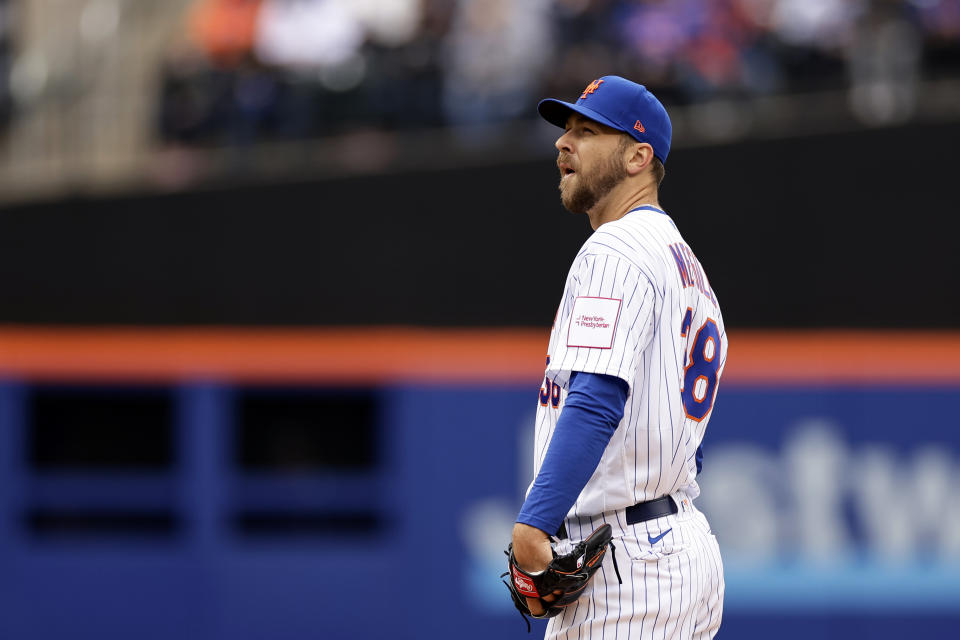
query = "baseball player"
xmin=510 ymin=76 xmax=726 ymax=638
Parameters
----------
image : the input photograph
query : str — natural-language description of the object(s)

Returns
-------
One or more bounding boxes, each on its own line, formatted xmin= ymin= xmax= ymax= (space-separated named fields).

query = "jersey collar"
xmin=627 ymin=205 xmax=666 ymax=215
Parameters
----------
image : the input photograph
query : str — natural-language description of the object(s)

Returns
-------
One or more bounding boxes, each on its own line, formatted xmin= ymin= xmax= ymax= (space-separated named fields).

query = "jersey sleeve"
xmin=516 ymin=371 xmax=629 ymax=535
xmin=546 ymin=253 xmax=656 ymax=391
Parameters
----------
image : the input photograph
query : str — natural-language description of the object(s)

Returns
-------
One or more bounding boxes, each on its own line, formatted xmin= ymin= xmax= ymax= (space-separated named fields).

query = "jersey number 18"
xmin=680 ymin=308 xmax=721 ymax=422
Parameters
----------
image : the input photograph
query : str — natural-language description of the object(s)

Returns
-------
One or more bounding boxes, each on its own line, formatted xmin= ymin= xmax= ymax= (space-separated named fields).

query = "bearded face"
xmin=558 ymin=148 xmax=627 ymax=214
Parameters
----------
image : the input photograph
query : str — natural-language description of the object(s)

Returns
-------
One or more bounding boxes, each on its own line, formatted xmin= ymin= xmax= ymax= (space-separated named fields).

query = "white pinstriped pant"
xmin=546 ymin=493 xmax=724 ymax=640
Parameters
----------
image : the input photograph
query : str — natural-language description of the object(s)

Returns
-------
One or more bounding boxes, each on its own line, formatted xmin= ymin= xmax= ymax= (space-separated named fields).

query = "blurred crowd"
xmin=158 ymin=0 xmax=960 ymax=146
xmin=0 ymin=0 xmax=13 ymax=132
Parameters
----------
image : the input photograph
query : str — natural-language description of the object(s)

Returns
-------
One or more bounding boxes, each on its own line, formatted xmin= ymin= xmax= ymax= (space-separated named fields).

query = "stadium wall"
xmin=0 ymin=119 xmax=957 ymax=328
xmin=0 ymin=329 xmax=958 ymax=639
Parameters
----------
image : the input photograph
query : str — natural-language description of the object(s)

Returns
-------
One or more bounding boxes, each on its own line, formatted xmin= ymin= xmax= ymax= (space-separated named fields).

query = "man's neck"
xmin=587 ymin=182 xmax=660 ymax=230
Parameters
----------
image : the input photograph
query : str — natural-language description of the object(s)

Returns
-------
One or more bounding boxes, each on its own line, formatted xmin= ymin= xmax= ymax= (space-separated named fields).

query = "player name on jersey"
xmin=669 ymin=242 xmax=717 ymax=306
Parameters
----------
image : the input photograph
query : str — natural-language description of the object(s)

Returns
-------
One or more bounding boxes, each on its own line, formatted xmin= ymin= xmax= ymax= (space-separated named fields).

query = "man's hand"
xmin=511 ymin=522 xmax=562 ymax=616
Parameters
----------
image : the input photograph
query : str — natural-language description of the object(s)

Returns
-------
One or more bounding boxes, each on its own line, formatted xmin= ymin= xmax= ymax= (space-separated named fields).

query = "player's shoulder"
xmin=578 ymin=207 xmax=679 ymax=271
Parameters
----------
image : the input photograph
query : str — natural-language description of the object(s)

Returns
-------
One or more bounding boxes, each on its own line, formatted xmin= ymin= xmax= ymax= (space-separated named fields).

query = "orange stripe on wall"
xmin=0 ymin=327 xmax=549 ymax=385
xmin=726 ymin=331 xmax=960 ymax=385
xmin=0 ymin=327 xmax=956 ymax=385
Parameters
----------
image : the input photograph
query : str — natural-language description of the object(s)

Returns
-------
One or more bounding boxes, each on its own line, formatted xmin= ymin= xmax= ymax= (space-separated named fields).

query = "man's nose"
xmin=555 ymin=131 xmax=573 ymax=153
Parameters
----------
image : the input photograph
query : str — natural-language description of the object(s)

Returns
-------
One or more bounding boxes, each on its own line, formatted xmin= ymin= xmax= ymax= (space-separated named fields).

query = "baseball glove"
xmin=502 ymin=523 xmax=621 ymax=631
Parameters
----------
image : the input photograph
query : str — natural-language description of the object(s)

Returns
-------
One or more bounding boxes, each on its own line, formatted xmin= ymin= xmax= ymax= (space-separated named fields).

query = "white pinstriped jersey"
xmin=531 ymin=204 xmax=727 ymax=520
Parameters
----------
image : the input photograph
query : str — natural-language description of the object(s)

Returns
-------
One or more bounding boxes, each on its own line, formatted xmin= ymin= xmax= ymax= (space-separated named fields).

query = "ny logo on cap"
xmin=580 ymin=78 xmax=604 ymax=100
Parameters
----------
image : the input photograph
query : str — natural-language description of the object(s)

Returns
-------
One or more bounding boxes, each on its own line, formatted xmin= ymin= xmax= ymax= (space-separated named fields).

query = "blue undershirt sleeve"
xmin=516 ymin=371 xmax=630 ymax=536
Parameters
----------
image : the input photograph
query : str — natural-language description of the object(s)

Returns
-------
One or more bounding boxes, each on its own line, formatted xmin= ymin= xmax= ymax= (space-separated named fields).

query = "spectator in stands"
xmin=155 ymin=0 xmax=960 ymax=148
xmin=189 ymin=0 xmax=262 ymax=67
xmin=441 ymin=0 xmax=553 ymax=129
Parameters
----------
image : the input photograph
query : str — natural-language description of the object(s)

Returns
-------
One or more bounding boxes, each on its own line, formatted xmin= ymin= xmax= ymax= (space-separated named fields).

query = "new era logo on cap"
xmin=537 ymin=75 xmax=673 ymax=163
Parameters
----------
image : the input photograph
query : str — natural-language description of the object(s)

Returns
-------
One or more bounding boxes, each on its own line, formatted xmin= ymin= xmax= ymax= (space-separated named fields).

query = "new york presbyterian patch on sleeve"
xmin=567 ymin=296 xmax=622 ymax=348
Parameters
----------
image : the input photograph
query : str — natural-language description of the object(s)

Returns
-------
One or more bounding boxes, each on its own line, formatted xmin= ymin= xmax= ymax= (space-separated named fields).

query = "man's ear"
xmin=625 ymin=143 xmax=654 ymax=177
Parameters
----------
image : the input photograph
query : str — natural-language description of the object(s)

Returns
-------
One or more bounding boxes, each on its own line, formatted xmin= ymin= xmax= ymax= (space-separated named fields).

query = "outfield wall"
xmin=0 ymin=329 xmax=957 ymax=639
xmin=0 ymin=119 xmax=958 ymax=329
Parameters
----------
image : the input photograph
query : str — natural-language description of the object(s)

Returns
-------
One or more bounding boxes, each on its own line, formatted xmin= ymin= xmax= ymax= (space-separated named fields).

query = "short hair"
xmin=651 ymin=157 xmax=666 ymax=186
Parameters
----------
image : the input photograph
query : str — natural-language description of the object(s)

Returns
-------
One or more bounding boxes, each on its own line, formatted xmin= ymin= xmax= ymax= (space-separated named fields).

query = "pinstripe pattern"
xmin=528 ymin=206 xmax=725 ymax=638
xmin=544 ymin=498 xmax=724 ymax=640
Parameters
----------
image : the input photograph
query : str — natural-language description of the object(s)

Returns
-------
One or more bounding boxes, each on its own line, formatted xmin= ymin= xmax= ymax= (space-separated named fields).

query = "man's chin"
xmin=560 ymin=181 xmax=587 ymax=214
xmin=561 ymin=195 xmax=591 ymax=215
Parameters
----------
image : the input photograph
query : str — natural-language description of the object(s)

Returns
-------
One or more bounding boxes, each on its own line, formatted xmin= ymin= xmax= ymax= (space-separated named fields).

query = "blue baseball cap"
xmin=538 ymin=76 xmax=672 ymax=164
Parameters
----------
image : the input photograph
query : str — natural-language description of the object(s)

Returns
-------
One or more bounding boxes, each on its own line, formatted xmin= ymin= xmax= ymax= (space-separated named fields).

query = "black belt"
xmin=555 ymin=496 xmax=678 ymax=539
